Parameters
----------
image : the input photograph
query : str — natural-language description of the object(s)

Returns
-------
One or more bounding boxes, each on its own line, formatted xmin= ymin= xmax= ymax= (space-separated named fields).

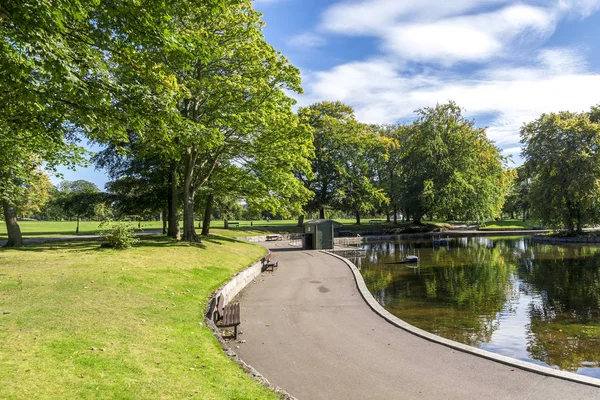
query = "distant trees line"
xmin=2 ymin=1 xmax=599 ymax=247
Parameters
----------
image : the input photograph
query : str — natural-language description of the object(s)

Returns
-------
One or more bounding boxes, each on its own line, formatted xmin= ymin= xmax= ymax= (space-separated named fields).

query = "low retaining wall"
xmin=205 ymin=255 xmax=297 ymax=400
xmin=217 ymin=259 xmax=264 ymax=304
xmin=533 ymin=235 xmax=600 ymax=244
xmin=235 ymin=234 xmax=293 ymax=243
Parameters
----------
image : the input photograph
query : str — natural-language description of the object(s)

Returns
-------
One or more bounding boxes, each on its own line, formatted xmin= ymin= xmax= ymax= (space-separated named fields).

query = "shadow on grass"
xmin=201 ymin=235 xmax=242 ymax=245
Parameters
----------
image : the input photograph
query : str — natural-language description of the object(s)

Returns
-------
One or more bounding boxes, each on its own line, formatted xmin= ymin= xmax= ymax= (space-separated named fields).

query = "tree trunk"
xmin=319 ymin=206 xmax=326 ymax=219
xmin=167 ymin=163 xmax=180 ymax=239
xmin=182 ymin=149 xmax=199 ymax=242
xmin=297 ymin=214 xmax=305 ymax=227
xmin=355 ymin=210 xmax=361 ymax=225
xmin=393 ymin=205 xmax=398 ymax=225
xmin=201 ymin=193 xmax=213 ymax=236
xmin=2 ymin=200 xmax=23 ymax=248
xmin=76 ymin=217 xmax=80 ymax=234
xmin=162 ymin=208 xmax=167 ymax=235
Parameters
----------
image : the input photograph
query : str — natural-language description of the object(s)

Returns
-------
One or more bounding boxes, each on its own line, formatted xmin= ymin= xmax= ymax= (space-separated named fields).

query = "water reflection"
xmin=353 ymin=237 xmax=600 ymax=378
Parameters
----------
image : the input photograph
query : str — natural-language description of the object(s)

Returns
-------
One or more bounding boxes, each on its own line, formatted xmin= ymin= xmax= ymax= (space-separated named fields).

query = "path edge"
xmin=204 ymin=256 xmax=298 ymax=400
xmin=323 ymin=251 xmax=600 ymax=389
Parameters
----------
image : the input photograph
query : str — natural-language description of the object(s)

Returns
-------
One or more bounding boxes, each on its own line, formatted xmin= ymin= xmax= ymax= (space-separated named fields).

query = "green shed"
xmin=303 ymin=219 xmax=340 ymax=250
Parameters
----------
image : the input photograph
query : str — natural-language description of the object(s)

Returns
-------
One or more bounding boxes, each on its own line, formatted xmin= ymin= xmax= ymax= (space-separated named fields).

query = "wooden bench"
xmin=227 ymin=222 xmax=240 ymax=228
xmin=261 ymin=252 xmax=279 ymax=272
xmin=213 ymin=294 xmax=241 ymax=340
xmin=266 ymin=234 xmax=282 ymax=241
xmin=369 ymin=219 xmax=385 ymax=224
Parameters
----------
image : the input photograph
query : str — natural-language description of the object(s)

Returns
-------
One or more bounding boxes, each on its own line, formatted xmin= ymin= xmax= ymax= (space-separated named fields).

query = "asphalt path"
xmin=234 ymin=242 xmax=600 ymax=400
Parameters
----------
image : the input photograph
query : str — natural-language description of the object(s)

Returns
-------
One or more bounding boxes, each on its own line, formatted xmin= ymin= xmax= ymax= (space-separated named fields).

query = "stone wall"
xmin=533 ymin=235 xmax=600 ymax=244
xmin=218 ymin=259 xmax=264 ymax=305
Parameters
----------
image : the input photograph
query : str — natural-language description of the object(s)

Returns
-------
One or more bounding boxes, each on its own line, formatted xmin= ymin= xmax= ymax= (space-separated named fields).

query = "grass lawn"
xmin=2 ymin=219 xmax=415 ymax=240
xmin=479 ymin=219 xmax=544 ymax=230
xmin=0 ymin=236 xmax=276 ymax=399
xmin=0 ymin=221 xmax=165 ymax=238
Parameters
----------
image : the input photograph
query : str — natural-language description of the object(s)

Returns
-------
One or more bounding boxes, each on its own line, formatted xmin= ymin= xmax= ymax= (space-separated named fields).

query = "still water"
xmin=351 ymin=236 xmax=600 ymax=378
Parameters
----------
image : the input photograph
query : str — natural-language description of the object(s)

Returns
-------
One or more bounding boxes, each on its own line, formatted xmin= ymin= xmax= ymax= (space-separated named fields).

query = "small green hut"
xmin=303 ymin=219 xmax=340 ymax=250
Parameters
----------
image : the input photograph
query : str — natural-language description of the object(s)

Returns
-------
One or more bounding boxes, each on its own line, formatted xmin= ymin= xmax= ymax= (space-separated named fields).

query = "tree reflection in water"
xmin=354 ymin=237 xmax=600 ymax=377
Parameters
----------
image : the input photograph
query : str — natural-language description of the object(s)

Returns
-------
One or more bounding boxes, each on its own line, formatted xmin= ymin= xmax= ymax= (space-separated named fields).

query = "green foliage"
xmin=501 ymin=166 xmax=531 ymax=220
xmin=298 ymin=101 xmax=386 ymax=220
xmin=99 ymin=221 xmax=139 ymax=249
xmin=401 ymin=102 xmax=511 ymax=222
xmin=521 ymin=108 xmax=600 ymax=233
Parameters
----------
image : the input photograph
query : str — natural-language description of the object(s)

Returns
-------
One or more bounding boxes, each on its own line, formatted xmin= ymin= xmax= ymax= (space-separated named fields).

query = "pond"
xmin=351 ymin=236 xmax=600 ymax=378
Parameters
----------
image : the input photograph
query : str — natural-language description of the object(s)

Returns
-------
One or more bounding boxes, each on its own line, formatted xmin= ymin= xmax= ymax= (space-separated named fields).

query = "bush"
xmin=100 ymin=221 xmax=139 ymax=249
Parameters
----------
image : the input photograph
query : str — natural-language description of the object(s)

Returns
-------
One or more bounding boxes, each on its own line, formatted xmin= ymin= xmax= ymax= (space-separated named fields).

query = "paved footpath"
xmin=234 ymin=242 xmax=600 ymax=400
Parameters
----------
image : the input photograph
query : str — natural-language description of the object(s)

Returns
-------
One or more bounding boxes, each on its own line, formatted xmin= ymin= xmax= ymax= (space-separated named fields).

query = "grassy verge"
xmin=0 ymin=236 xmax=275 ymax=399
xmin=0 ymin=220 xmax=165 ymax=238
xmin=2 ymin=218 xmax=456 ymax=240
xmin=479 ymin=219 xmax=544 ymax=230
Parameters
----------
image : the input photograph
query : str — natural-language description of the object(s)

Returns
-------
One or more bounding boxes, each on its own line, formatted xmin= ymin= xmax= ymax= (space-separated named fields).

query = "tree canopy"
xmin=521 ymin=108 xmax=600 ymax=233
xmin=401 ymin=102 xmax=511 ymax=223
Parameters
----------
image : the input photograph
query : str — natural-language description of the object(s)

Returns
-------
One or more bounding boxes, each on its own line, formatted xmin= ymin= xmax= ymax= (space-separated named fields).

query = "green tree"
xmin=0 ymin=2 xmax=98 ymax=246
xmin=156 ymin=1 xmax=310 ymax=242
xmin=521 ymin=109 xmax=600 ymax=233
xmin=52 ymin=180 xmax=107 ymax=233
xmin=328 ymin=120 xmax=389 ymax=224
xmin=502 ymin=166 xmax=531 ymax=221
xmin=372 ymin=124 xmax=408 ymax=224
xmin=14 ymin=169 xmax=54 ymax=219
xmin=401 ymin=102 xmax=510 ymax=223
xmin=297 ymin=101 xmax=364 ymax=220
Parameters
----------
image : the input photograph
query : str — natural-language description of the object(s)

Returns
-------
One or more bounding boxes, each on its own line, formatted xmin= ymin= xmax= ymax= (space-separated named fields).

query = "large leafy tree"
xmin=1 ymin=1 xmax=239 ymax=246
xmin=297 ymin=101 xmax=361 ymax=220
xmin=328 ymin=120 xmax=389 ymax=224
xmin=521 ymin=109 xmax=600 ymax=233
xmin=401 ymin=102 xmax=510 ymax=223
xmin=0 ymin=1 xmax=100 ymax=246
xmin=50 ymin=180 xmax=108 ymax=233
xmin=151 ymin=1 xmax=311 ymax=242
xmin=372 ymin=124 xmax=408 ymax=224
xmin=502 ymin=166 xmax=531 ymax=221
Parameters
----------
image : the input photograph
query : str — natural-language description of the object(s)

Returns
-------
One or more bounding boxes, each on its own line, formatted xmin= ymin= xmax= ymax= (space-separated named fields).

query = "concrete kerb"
xmin=204 ymin=257 xmax=297 ymax=400
xmin=323 ymin=250 xmax=600 ymax=389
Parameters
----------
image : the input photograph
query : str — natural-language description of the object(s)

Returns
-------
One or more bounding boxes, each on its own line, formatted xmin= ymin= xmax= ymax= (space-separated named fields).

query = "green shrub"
xmin=100 ymin=221 xmax=139 ymax=249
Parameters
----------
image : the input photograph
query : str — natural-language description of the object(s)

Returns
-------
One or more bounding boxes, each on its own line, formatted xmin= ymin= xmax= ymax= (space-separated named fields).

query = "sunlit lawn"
xmin=2 ymin=218 xmax=418 ymax=239
xmin=0 ymin=236 xmax=275 ymax=399
xmin=480 ymin=219 xmax=544 ymax=230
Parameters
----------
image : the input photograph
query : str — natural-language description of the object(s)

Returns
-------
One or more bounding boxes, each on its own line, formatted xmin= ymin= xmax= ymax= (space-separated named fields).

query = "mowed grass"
xmin=0 ymin=236 xmax=275 ymax=400
xmin=2 ymin=219 xmax=403 ymax=240
xmin=0 ymin=220 xmax=165 ymax=238
xmin=480 ymin=219 xmax=544 ymax=230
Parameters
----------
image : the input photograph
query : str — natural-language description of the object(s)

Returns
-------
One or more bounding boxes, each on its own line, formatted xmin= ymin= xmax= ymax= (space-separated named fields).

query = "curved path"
xmin=234 ymin=242 xmax=600 ymax=399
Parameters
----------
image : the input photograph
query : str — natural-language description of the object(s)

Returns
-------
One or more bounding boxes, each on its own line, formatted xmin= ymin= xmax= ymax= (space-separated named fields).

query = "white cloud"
xmin=321 ymin=0 xmax=510 ymax=35
xmin=319 ymin=0 xmax=598 ymax=64
xmin=301 ymin=48 xmax=600 ymax=148
xmin=292 ymin=0 xmax=600 ymax=156
xmin=382 ymin=5 xmax=555 ymax=64
xmin=287 ymin=32 xmax=325 ymax=48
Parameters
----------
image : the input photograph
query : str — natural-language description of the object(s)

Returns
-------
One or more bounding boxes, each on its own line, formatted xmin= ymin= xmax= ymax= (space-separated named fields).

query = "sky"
xmin=56 ymin=0 xmax=600 ymax=188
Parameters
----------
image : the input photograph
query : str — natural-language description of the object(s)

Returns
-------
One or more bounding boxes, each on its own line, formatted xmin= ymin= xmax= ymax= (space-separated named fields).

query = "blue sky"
xmin=57 ymin=0 xmax=600 ymax=188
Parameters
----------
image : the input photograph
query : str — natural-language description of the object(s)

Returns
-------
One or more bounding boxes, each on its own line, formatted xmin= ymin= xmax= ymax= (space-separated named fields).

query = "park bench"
xmin=213 ymin=293 xmax=241 ymax=340
xmin=227 ymin=222 xmax=240 ymax=228
xmin=261 ymin=252 xmax=279 ymax=272
xmin=266 ymin=234 xmax=282 ymax=241
xmin=369 ymin=219 xmax=385 ymax=224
